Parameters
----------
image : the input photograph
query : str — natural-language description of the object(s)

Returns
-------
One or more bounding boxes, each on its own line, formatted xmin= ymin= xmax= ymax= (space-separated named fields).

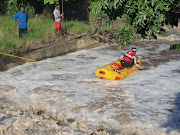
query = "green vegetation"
xmin=89 ymin=0 xmax=180 ymax=47
xmin=63 ymin=20 xmax=92 ymax=35
xmin=170 ymin=43 xmax=180 ymax=50
xmin=6 ymin=0 xmax=35 ymax=16
xmin=0 ymin=0 xmax=179 ymax=52
xmin=0 ymin=16 xmax=92 ymax=54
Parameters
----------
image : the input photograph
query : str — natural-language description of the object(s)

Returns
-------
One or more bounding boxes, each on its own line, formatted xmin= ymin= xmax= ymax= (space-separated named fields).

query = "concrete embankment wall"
xmin=0 ymin=36 xmax=100 ymax=71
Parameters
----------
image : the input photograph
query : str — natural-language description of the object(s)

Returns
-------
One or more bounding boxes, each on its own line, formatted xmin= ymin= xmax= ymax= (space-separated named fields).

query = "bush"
xmin=170 ymin=43 xmax=180 ymax=50
xmin=113 ymin=25 xmax=134 ymax=48
xmin=6 ymin=0 xmax=35 ymax=17
xmin=89 ymin=0 xmax=178 ymax=46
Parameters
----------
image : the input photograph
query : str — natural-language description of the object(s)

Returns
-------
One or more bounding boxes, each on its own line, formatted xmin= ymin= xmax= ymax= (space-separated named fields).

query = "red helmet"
xmin=127 ymin=50 xmax=135 ymax=56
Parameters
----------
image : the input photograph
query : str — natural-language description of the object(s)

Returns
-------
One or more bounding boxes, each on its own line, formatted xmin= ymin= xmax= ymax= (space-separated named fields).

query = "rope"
xmin=0 ymin=52 xmax=94 ymax=75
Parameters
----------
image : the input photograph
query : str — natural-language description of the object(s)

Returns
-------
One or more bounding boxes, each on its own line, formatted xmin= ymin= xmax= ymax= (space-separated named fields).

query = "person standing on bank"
xmin=53 ymin=4 xmax=64 ymax=40
xmin=13 ymin=7 xmax=29 ymax=38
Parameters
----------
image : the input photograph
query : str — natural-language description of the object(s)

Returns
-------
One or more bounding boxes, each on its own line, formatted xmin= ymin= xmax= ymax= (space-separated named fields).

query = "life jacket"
xmin=124 ymin=51 xmax=135 ymax=64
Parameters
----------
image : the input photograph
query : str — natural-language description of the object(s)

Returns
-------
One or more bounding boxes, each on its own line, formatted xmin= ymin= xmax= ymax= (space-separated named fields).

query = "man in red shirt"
xmin=120 ymin=48 xmax=143 ymax=69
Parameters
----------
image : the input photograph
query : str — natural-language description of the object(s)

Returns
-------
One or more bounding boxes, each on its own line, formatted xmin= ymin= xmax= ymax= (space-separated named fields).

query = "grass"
xmin=63 ymin=20 xmax=92 ymax=35
xmin=0 ymin=15 xmax=92 ymax=54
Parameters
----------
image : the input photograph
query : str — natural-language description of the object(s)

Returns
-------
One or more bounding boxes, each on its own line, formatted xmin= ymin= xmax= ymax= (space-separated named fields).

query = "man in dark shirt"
xmin=13 ymin=7 xmax=29 ymax=38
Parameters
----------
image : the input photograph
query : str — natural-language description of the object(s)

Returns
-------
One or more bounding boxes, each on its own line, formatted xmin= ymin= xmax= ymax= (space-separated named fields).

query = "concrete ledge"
xmin=0 ymin=36 xmax=100 ymax=71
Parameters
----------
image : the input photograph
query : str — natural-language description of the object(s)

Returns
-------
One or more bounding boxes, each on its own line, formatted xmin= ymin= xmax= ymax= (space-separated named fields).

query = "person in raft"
xmin=119 ymin=48 xmax=143 ymax=69
xmin=53 ymin=4 xmax=64 ymax=40
xmin=13 ymin=6 xmax=29 ymax=38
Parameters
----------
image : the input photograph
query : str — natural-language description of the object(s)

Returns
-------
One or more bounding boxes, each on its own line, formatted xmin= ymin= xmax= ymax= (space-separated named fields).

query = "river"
xmin=0 ymin=35 xmax=180 ymax=135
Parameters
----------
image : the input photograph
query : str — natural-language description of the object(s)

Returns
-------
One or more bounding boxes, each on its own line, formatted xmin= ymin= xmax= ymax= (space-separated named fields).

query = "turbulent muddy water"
xmin=0 ymin=35 xmax=180 ymax=135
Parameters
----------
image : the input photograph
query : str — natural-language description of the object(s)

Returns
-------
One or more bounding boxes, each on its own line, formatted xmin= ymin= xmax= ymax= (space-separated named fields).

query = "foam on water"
xmin=0 ymin=43 xmax=180 ymax=133
xmin=120 ymin=60 xmax=180 ymax=127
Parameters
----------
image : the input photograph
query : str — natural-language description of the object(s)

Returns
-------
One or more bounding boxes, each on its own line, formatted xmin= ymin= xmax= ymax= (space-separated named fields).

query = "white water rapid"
xmin=0 ymin=38 xmax=180 ymax=135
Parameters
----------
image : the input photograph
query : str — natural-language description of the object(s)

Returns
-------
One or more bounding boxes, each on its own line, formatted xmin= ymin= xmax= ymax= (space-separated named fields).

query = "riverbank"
xmin=0 ymin=35 xmax=100 ymax=71
xmin=0 ymin=16 xmax=100 ymax=71
xmin=1 ymin=15 xmax=180 ymax=72
xmin=0 ymin=16 xmax=92 ymax=54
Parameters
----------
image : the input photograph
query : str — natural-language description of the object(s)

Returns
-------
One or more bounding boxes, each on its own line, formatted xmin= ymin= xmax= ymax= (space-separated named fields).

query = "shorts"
xmin=55 ymin=21 xmax=62 ymax=32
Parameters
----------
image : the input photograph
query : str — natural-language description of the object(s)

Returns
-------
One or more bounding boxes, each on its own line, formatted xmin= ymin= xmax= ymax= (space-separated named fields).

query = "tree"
xmin=44 ymin=0 xmax=58 ymax=4
xmin=165 ymin=0 xmax=180 ymax=27
xmin=89 ymin=0 xmax=180 ymax=40
xmin=44 ymin=0 xmax=68 ymax=4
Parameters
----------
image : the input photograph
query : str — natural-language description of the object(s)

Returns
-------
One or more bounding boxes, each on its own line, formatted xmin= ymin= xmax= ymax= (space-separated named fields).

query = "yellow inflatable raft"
xmin=95 ymin=56 xmax=141 ymax=80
